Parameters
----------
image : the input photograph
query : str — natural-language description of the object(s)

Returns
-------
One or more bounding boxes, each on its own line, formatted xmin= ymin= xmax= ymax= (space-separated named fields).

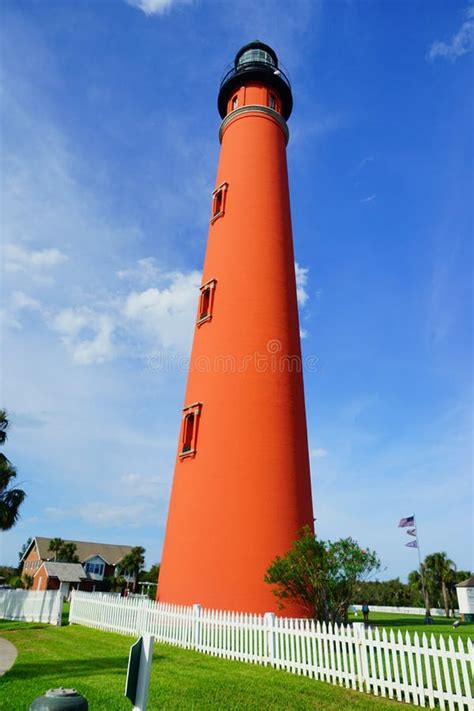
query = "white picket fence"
xmin=69 ymin=591 xmax=474 ymax=709
xmin=0 ymin=589 xmax=62 ymax=625
xmin=353 ymin=605 xmax=459 ymax=617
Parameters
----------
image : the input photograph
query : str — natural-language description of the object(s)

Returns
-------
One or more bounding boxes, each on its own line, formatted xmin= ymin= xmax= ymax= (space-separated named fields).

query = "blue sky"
xmin=1 ymin=0 xmax=472 ymax=580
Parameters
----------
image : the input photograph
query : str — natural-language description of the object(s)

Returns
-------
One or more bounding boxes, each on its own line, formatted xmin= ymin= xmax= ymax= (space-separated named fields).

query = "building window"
xmin=197 ymin=278 xmax=217 ymax=325
xmin=85 ymin=562 xmax=104 ymax=576
xmin=211 ymin=182 xmax=228 ymax=223
xmin=232 ymin=95 xmax=238 ymax=110
xmin=269 ymin=93 xmax=276 ymax=110
xmin=179 ymin=402 xmax=202 ymax=458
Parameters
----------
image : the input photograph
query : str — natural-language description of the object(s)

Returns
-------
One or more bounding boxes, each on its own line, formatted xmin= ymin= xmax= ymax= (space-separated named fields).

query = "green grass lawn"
xmin=0 ymin=619 xmax=420 ymax=711
xmin=348 ymin=610 xmax=474 ymax=641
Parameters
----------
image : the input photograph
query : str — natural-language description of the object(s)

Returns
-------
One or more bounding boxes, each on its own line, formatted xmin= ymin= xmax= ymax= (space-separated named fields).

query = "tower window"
xmin=197 ymin=278 xmax=217 ymax=325
xmin=211 ymin=182 xmax=228 ymax=223
xmin=269 ymin=93 xmax=276 ymax=110
xmin=179 ymin=402 xmax=202 ymax=458
xmin=182 ymin=414 xmax=194 ymax=452
xmin=232 ymin=95 xmax=238 ymax=110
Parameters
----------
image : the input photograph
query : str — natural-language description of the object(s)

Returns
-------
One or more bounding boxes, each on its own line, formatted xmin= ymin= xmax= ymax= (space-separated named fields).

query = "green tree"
xmin=140 ymin=563 xmax=160 ymax=583
xmin=424 ymin=552 xmax=457 ymax=617
xmin=0 ymin=566 xmax=16 ymax=584
xmin=23 ymin=574 xmax=34 ymax=590
xmin=48 ymin=539 xmax=80 ymax=563
xmin=48 ymin=538 xmax=64 ymax=561
xmin=58 ymin=542 xmax=80 ymax=563
xmin=18 ymin=537 xmax=32 ymax=567
xmin=0 ymin=410 xmax=26 ymax=530
xmin=139 ymin=563 xmax=160 ymax=599
xmin=8 ymin=575 xmax=24 ymax=589
xmin=354 ymin=578 xmax=413 ymax=607
xmin=117 ymin=546 xmax=146 ymax=593
xmin=408 ymin=569 xmax=427 ymax=608
xmin=264 ymin=527 xmax=380 ymax=624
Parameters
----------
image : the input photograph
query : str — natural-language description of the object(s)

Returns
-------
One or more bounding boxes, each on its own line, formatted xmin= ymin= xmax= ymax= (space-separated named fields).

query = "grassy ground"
xmin=0 ymin=620 xmax=420 ymax=711
xmin=348 ymin=610 xmax=474 ymax=641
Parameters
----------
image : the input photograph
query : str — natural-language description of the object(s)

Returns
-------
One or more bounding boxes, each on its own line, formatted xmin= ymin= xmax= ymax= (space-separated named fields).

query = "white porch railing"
xmin=0 ymin=589 xmax=62 ymax=625
xmin=69 ymin=591 xmax=473 ymax=709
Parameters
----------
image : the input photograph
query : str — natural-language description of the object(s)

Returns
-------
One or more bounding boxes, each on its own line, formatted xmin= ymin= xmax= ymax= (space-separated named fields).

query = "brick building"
xmin=21 ymin=537 xmax=137 ymax=591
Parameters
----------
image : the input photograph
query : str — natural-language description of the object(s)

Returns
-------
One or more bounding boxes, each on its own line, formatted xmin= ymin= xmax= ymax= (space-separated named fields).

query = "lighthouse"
xmin=157 ymin=41 xmax=314 ymax=615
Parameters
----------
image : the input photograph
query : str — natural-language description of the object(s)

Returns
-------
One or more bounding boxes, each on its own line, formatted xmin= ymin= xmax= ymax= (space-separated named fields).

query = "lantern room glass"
xmin=237 ymin=49 xmax=276 ymax=68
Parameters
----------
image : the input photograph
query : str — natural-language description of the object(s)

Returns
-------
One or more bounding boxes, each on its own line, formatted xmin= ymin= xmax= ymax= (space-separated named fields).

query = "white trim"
xmin=219 ymin=105 xmax=289 ymax=144
xmin=83 ymin=553 xmax=108 ymax=564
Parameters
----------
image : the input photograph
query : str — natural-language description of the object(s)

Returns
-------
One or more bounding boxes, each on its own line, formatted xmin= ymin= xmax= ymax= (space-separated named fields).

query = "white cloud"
xmin=120 ymin=473 xmax=166 ymax=500
xmin=428 ymin=5 xmax=474 ymax=61
xmin=45 ymin=502 xmax=158 ymax=528
xmin=117 ymin=257 xmax=160 ymax=284
xmin=126 ymin=0 xmax=191 ymax=16
xmin=45 ymin=267 xmax=201 ymax=365
xmin=361 ymin=194 xmax=376 ymax=203
xmin=300 ymin=328 xmax=307 ymax=339
xmin=295 ymin=262 xmax=309 ymax=306
xmin=52 ymin=307 xmax=115 ymax=365
xmin=355 ymin=156 xmax=374 ymax=174
xmin=1 ymin=291 xmax=42 ymax=331
xmin=123 ymin=269 xmax=201 ymax=352
xmin=4 ymin=243 xmax=67 ymax=281
xmin=11 ymin=291 xmax=42 ymax=312
xmin=310 ymin=447 xmax=328 ymax=458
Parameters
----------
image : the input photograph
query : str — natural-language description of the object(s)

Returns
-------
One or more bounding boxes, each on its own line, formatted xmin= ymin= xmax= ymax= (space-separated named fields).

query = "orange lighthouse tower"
xmin=158 ymin=41 xmax=314 ymax=615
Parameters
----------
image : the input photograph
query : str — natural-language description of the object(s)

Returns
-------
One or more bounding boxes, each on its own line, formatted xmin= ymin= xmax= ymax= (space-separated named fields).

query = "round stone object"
xmin=29 ymin=687 xmax=88 ymax=710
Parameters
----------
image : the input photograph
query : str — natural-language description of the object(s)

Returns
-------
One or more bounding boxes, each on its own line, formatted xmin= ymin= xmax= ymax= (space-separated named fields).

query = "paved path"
xmin=0 ymin=637 xmax=17 ymax=675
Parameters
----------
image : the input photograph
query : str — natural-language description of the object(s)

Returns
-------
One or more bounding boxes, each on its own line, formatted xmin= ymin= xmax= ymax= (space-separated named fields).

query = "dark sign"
xmin=125 ymin=636 xmax=143 ymax=704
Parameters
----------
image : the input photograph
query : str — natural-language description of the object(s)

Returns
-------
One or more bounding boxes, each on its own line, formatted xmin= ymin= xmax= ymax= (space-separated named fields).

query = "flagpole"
xmin=413 ymin=513 xmax=431 ymax=622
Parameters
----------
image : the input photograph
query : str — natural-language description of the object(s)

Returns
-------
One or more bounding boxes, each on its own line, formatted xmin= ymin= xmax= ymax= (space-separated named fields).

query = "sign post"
xmin=125 ymin=634 xmax=154 ymax=711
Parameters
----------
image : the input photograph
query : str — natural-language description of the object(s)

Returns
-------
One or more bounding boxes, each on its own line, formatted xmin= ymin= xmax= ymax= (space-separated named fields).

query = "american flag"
xmin=398 ymin=516 xmax=415 ymax=528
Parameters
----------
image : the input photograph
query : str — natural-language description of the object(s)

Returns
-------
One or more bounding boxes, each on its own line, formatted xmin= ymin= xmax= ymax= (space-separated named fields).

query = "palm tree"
xmin=48 ymin=539 xmax=79 ymax=562
xmin=0 ymin=410 xmax=8 ymax=445
xmin=59 ymin=542 xmax=80 ymax=563
xmin=0 ymin=410 xmax=26 ymax=531
xmin=48 ymin=538 xmax=64 ymax=561
xmin=118 ymin=546 xmax=146 ymax=593
xmin=424 ymin=552 xmax=457 ymax=617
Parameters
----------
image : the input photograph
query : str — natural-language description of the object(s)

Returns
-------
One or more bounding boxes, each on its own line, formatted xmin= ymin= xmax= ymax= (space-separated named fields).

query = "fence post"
xmin=192 ymin=604 xmax=202 ymax=650
xmin=264 ymin=612 xmax=276 ymax=667
xmin=353 ymin=623 xmax=369 ymax=692
xmin=69 ymin=589 xmax=75 ymax=623
xmin=53 ymin=591 xmax=62 ymax=626
xmin=135 ymin=596 xmax=147 ymax=635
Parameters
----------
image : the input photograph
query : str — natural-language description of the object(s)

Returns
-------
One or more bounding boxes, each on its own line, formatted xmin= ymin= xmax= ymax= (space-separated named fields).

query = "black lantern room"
xmin=218 ymin=40 xmax=293 ymax=120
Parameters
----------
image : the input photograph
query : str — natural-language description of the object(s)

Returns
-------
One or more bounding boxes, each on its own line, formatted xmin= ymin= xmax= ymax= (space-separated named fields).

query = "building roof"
xmin=456 ymin=576 xmax=474 ymax=588
xmin=23 ymin=537 xmax=135 ymax=565
xmin=36 ymin=562 xmax=87 ymax=583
